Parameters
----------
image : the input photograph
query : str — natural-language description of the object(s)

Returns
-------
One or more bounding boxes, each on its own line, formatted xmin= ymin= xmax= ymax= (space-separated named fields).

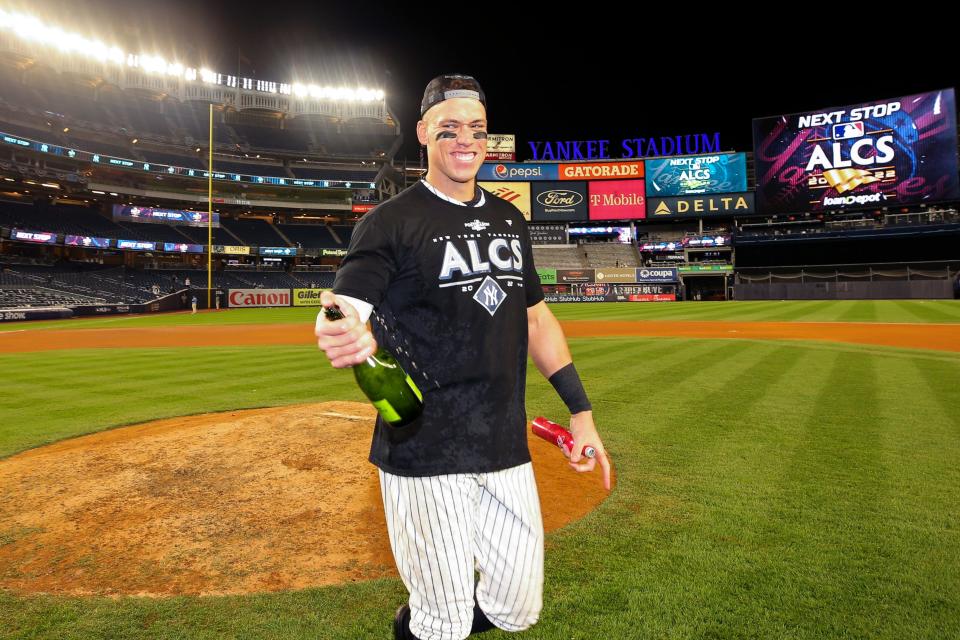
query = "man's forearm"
xmin=528 ymin=305 xmax=572 ymax=379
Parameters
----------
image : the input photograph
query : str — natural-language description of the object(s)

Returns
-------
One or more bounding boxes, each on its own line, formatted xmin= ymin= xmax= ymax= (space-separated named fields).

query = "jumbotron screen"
xmin=752 ymin=89 xmax=959 ymax=214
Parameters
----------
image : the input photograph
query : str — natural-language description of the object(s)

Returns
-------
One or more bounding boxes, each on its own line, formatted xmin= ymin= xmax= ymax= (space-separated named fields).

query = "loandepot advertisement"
xmin=752 ymin=88 xmax=960 ymax=214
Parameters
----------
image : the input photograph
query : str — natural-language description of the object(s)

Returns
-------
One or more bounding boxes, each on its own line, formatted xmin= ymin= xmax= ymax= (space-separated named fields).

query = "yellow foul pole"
xmin=207 ymin=103 xmax=213 ymax=309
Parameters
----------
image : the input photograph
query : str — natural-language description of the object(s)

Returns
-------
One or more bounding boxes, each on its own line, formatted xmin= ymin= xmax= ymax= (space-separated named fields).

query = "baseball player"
xmin=315 ymin=74 xmax=610 ymax=640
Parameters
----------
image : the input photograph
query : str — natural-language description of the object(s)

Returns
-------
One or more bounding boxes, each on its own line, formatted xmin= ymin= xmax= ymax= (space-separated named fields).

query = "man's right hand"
xmin=315 ymin=291 xmax=377 ymax=368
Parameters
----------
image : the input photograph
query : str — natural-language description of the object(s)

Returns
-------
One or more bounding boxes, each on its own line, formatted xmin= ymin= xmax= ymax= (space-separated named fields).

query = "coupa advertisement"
xmin=753 ymin=89 xmax=960 ymax=214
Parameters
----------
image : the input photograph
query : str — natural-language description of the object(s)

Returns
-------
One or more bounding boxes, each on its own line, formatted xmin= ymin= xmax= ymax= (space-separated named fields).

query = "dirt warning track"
xmin=1 ymin=320 xmax=958 ymax=353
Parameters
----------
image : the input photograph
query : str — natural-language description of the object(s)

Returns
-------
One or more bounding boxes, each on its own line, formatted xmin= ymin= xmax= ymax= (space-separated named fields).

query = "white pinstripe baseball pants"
xmin=379 ymin=462 xmax=544 ymax=640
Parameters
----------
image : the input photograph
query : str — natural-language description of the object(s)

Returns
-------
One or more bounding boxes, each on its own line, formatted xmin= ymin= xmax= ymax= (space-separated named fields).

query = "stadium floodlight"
xmin=0 ymin=9 xmax=386 ymax=103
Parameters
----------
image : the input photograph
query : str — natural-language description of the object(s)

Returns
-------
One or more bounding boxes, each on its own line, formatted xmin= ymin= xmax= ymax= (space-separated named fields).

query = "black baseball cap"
xmin=420 ymin=74 xmax=486 ymax=116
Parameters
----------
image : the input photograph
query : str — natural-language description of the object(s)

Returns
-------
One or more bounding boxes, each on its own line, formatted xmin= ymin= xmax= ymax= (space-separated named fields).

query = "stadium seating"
xmin=581 ymin=243 xmax=641 ymax=268
xmin=275 ymin=224 xmax=338 ymax=248
xmin=139 ymin=149 xmax=206 ymax=170
xmin=533 ymin=246 xmax=587 ymax=269
xmin=224 ymin=218 xmax=288 ymax=246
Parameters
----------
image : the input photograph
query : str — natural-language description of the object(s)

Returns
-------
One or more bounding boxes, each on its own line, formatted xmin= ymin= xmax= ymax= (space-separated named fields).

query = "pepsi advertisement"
xmin=645 ymin=153 xmax=747 ymax=196
xmin=477 ymin=162 xmax=559 ymax=181
xmin=753 ymin=89 xmax=960 ymax=214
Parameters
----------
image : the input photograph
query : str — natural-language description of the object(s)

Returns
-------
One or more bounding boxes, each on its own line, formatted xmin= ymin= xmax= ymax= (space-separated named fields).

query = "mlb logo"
xmin=832 ymin=122 xmax=865 ymax=141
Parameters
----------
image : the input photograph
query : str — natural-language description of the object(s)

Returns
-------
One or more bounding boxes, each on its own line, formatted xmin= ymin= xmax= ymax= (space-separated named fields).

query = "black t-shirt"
xmin=333 ymin=180 xmax=545 ymax=476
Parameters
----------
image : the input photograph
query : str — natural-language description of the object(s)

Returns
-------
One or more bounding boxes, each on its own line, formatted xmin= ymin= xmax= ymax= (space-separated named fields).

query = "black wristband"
xmin=548 ymin=362 xmax=592 ymax=414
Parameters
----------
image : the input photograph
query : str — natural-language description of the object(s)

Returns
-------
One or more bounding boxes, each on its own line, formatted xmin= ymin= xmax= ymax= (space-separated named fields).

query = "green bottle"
xmin=323 ymin=304 xmax=424 ymax=427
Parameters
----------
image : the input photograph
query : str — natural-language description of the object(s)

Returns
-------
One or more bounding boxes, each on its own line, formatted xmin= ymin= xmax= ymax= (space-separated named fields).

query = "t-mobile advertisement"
xmin=587 ymin=179 xmax=646 ymax=220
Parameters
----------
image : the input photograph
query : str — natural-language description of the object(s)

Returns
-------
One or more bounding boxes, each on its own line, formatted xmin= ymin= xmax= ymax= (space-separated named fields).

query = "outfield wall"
xmin=734 ymin=281 xmax=954 ymax=300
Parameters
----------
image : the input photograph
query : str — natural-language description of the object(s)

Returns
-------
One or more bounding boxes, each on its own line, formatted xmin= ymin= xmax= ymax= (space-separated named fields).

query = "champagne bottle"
xmin=323 ymin=304 xmax=423 ymax=427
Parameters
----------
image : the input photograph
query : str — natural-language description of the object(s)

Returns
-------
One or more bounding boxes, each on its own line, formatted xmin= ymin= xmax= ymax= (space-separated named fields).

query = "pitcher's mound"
xmin=0 ymin=402 xmax=610 ymax=597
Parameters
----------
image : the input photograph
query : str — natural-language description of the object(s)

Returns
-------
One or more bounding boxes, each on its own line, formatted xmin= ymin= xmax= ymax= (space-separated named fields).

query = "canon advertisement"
xmin=227 ymin=289 xmax=291 ymax=308
xmin=753 ymin=88 xmax=960 ymax=213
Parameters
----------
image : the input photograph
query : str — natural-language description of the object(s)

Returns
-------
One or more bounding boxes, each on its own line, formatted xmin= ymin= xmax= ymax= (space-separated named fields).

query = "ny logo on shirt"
xmin=473 ymin=276 xmax=507 ymax=316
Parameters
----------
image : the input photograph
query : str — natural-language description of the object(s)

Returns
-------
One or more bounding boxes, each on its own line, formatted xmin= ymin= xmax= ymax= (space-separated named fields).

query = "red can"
xmin=531 ymin=416 xmax=596 ymax=459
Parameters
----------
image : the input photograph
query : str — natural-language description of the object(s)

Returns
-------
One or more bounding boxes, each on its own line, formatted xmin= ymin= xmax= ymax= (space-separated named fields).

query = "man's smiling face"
xmin=417 ymin=97 xmax=488 ymax=198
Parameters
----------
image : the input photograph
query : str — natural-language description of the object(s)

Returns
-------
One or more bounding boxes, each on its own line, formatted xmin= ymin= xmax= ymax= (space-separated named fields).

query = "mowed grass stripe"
xmin=928 ymin=299 xmax=960 ymax=320
xmin=0 ymin=346 xmax=363 ymax=459
xmin=763 ymin=351 xmax=908 ymax=638
xmin=890 ymin=299 xmax=960 ymax=324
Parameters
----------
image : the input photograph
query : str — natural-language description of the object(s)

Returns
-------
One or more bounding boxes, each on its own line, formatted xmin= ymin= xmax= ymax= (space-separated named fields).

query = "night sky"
xmin=22 ymin=0 xmax=960 ymax=162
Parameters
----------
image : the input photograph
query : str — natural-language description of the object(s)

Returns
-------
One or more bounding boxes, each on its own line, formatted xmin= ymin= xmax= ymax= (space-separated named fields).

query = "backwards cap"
xmin=421 ymin=73 xmax=486 ymax=116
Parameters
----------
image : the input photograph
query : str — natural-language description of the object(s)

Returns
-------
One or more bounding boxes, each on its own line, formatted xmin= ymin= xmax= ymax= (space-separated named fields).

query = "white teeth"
xmin=453 ymin=152 xmax=475 ymax=160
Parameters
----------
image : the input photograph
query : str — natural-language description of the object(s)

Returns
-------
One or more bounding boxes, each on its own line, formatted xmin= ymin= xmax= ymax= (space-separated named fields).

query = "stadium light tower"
xmin=0 ymin=8 xmax=385 ymax=103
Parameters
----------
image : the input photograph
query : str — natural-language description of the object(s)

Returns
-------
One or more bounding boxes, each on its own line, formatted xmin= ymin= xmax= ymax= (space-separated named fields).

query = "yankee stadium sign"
xmin=528 ymin=132 xmax=722 ymax=161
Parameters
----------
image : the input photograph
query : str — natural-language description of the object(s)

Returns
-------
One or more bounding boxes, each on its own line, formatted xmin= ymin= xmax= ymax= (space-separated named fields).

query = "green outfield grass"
xmin=2 ymin=299 xmax=960 ymax=333
xmin=1 ymin=304 xmax=959 ymax=638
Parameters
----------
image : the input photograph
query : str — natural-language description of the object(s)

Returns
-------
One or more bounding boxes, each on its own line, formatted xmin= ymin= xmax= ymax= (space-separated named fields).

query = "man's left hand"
xmin=565 ymin=411 xmax=611 ymax=491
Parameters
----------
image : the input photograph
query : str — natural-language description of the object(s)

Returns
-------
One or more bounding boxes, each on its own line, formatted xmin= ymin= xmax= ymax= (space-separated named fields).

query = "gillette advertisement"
xmin=752 ymin=89 xmax=959 ymax=214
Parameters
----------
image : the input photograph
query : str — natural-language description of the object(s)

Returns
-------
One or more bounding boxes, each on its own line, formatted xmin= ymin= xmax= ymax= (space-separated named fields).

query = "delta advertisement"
xmin=645 ymin=153 xmax=747 ymax=196
xmin=753 ymin=88 xmax=960 ymax=214
xmin=647 ymin=193 xmax=756 ymax=219
xmin=227 ymin=289 xmax=291 ymax=308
